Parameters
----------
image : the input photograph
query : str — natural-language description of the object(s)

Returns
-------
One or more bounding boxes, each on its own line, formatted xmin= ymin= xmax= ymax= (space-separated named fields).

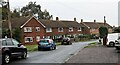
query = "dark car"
xmin=1 ymin=38 xmax=27 ymax=64
xmin=61 ymin=37 xmax=72 ymax=45
xmin=38 ymin=39 xmax=56 ymax=50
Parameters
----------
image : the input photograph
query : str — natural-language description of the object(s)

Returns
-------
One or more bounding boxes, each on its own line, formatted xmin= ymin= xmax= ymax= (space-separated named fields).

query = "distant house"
xmin=20 ymin=16 xmax=82 ymax=44
xmin=80 ymin=19 xmax=113 ymax=35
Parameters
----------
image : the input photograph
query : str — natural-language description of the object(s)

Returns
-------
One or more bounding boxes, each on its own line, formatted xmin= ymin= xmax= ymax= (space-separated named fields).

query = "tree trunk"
xmin=103 ymin=36 xmax=108 ymax=45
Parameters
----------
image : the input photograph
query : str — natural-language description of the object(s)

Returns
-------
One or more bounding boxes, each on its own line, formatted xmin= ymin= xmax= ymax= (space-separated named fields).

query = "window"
xmin=2 ymin=40 xmax=7 ymax=46
xmin=69 ymin=27 xmax=73 ymax=32
xmin=46 ymin=28 xmax=52 ymax=32
xmin=6 ymin=39 xmax=13 ymax=46
xmin=25 ymin=37 xmax=33 ymax=43
xmin=12 ymin=39 xmax=19 ymax=46
xmin=58 ymin=28 xmax=63 ymax=32
xmin=24 ymin=27 xmax=32 ymax=32
xmin=78 ymin=28 xmax=82 ymax=31
xmin=36 ymin=36 xmax=40 ymax=42
xmin=45 ymin=36 xmax=50 ymax=39
xmin=35 ymin=27 xmax=40 ymax=32
xmin=92 ymin=29 xmax=95 ymax=31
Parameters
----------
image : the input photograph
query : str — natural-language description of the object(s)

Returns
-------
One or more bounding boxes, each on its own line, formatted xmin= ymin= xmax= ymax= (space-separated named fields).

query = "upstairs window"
xmin=69 ymin=27 xmax=73 ymax=32
xmin=35 ymin=27 xmax=40 ymax=32
xmin=24 ymin=27 xmax=32 ymax=32
xmin=46 ymin=28 xmax=52 ymax=32
xmin=78 ymin=27 xmax=82 ymax=31
xmin=58 ymin=28 xmax=63 ymax=32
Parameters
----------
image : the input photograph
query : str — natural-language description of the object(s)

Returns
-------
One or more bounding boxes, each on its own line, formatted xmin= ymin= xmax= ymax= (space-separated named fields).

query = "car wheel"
xmin=61 ymin=42 xmax=64 ymax=45
xmin=38 ymin=47 xmax=41 ymax=51
xmin=3 ymin=54 xmax=10 ymax=64
xmin=21 ymin=51 xmax=27 ymax=59
xmin=53 ymin=46 xmax=56 ymax=50
xmin=109 ymin=42 xmax=115 ymax=47
xmin=68 ymin=42 xmax=71 ymax=45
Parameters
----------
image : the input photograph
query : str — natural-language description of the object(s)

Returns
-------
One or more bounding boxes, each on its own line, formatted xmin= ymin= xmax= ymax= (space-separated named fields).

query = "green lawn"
xmin=84 ymin=42 xmax=97 ymax=48
xmin=25 ymin=44 xmax=38 ymax=52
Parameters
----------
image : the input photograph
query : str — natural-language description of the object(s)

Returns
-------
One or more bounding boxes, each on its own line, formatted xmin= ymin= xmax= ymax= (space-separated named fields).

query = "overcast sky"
xmin=6 ymin=0 xmax=120 ymax=26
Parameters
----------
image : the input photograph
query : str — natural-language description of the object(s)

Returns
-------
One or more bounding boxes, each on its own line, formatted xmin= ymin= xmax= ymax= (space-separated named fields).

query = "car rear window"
xmin=40 ymin=40 xmax=48 ymax=43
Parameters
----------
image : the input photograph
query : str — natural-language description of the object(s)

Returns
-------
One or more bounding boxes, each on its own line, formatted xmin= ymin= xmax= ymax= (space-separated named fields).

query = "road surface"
xmin=10 ymin=40 xmax=98 ymax=64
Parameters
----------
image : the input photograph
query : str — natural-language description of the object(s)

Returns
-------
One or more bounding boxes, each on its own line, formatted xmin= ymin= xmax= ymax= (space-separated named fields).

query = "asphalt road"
xmin=10 ymin=40 xmax=98 ymax=64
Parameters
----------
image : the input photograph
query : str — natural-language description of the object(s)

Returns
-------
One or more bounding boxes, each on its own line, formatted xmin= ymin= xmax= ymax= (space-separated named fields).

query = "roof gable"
xmin=20 ymin=16 xmax=46 ymax=28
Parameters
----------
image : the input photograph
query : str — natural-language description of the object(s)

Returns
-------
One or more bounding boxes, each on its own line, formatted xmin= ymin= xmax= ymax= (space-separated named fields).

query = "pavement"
xmin=64 ymin=44 xmax=119 ymax=65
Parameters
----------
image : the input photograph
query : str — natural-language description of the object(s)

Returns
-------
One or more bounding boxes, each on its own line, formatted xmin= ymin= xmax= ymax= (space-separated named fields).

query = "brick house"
xmin=20 ymin=16 xmax=82 ymax=44
xmin=80 ymin=19 xmax=113 ymax=35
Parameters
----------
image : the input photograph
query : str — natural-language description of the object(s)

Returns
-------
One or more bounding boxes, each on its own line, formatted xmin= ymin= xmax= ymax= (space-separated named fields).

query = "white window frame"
xmin=78 ymin=27 xmax=82 ymax=31
xmin=46 ymin=28 xmax=52 ymax=32
xmin=92 ymin=29 xmax=95 ymax=31
xmin=24 ymin=27 xmax=32 ymax=32
xmin=45 ymin=36 xmax=50 ymax=39
xmin=69 ymin=27 xmax=73 ymax=32
xmin=35 ymin=27 xmax=40 ymax=32
xmin=58 ymin=28 xmax=63 ymax=32
xmin=25 ymin=37 xmax=33 ymax=43
xmin=36 ymin=36 xmax=40 ymax=42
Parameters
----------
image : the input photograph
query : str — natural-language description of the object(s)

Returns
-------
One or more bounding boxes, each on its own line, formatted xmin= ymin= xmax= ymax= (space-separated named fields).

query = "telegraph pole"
xmin=7 ymin=0 xmax=12 ymax=38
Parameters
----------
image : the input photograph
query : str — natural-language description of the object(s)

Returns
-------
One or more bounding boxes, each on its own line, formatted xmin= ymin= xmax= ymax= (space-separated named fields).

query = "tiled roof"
xmin=39 ymin=20 xmax=66 ymax=28
xmin=2 ymin=16 xmax=30 ymax=28
xmin=61 ymin=20 xmax=81 ymax=28
xmin=81 ymin=22 xmax=112 ymax=29
xmin=39 ymin=20 xmax=81 ymax=28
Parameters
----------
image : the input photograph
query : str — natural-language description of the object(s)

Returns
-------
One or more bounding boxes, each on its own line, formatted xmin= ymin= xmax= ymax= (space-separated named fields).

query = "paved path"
xmin=66 ymin=45 xmax=119 ymax=64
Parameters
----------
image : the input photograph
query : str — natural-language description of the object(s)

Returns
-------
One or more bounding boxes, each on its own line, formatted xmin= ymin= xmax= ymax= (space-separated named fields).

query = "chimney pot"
xmin=81 ymin=19 xmax=83 ymax=23
xmin=74 ymin=18 xmax=76 ymax=21
xmin=56 ymin=17 xmax=59 ymax=21
xmin=94 ymin=20 xmax=96 ymax=23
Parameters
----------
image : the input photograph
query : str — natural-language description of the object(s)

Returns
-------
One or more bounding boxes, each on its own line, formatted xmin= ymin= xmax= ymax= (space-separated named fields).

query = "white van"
xmin=107 ymin=33 xmax=119 ymax=47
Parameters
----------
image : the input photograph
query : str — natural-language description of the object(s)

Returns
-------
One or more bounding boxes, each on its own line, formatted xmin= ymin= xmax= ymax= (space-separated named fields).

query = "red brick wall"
xmin=82 ymin=27 xmax=91 ymax=35
xmin=21 ymin=17 xmax=45 ymax=45
xmin=44 ymin=27 xmax=81 ymax=38
xmin=90 ymin=29 xmax=99 ymax=35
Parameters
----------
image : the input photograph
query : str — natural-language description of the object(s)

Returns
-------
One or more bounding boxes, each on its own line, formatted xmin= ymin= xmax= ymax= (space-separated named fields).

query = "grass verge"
xmin=25 ymin=42 xmax=61 ymax=52
xmin=84 ymin=42 xmax=97 ymax=48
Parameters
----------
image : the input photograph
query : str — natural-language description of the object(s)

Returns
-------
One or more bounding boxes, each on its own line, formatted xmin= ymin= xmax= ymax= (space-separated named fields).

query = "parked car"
xmin=1 ymin=38 xmax=27 ymax=64
xmin=107 ymin=33 xmax=118 ymax=47
xmin=115 ymin=36 xmax=120 ymax=44
xmin=61 ymin=37 xmax=72 ymax=45
xmin=115 ymin=36 xmax=120 ymax=52
xmin=38 ymin=39 xmax=56 ymax=50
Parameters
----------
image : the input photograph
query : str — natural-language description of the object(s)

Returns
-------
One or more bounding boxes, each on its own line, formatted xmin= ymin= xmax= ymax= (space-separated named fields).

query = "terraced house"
xmin=20 ymin=16 xmax=82 ymax=44
xmin=80 ymin=19 xmax=113 ymax=35
xmin=2 ymin=16 xmax=113 ymax=45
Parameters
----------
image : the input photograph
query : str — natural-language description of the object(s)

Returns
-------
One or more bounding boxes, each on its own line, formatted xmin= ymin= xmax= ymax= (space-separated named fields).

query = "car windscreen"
xmin=118 ymin=36 xmax=120 ymax=40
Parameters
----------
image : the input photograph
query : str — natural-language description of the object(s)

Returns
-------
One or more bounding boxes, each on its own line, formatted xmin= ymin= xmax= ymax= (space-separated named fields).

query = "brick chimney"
xmin=56 ymin=17 xmax=59 ymax=21
xmin=94 ymin=20 xmax=96 ymax=23
xmin=81 ymin=19 xmax=83 ymax=23
xmin=74 ymin=18 xmax=76 ymax=21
